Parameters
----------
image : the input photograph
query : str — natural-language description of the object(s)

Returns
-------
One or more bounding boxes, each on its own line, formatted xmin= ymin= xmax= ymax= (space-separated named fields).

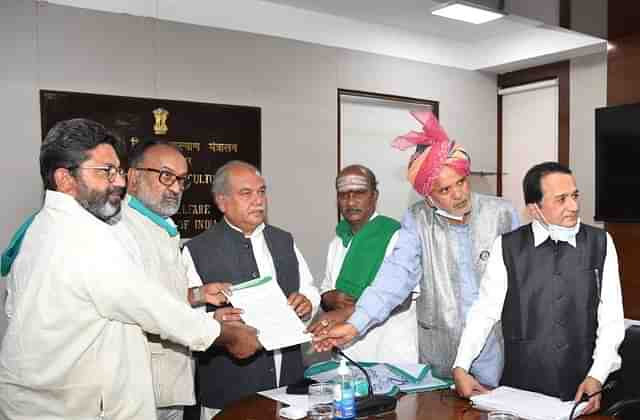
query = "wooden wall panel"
xmin=607 ymin=224 xmax=640 ymax=319
xmin=606 ymin=0 xmax=640 ymax=319
xmin=607 ymin=33 xmax=640 ymax=107
xmin=607 ymin=0 xmax=640 ymax=41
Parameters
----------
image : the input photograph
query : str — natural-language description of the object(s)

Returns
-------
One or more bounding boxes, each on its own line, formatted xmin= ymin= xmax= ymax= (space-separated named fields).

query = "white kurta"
xmin=0 ymin=191 xmax=220 ymax=420
xmin=320 ymin=214 xmax=419 ymax=364
xmin=121 ymin=196 xmax=197 ymax=408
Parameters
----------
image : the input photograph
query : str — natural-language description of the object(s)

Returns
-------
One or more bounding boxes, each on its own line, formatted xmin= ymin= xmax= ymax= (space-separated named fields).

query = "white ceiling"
xmin=45 ymin=0 xmax=607 ymax=73
xmin=262 ymin=0 xmax=533 ymax=43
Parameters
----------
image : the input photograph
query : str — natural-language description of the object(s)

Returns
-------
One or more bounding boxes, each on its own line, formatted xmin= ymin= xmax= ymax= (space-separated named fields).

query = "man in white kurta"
xmin=0 ymin=119 xmax=257 ymax=420
xmin=0 ymin=192 xmax=222 ymax=420
xmin=316 ymin=165 xmax=418 ymax=363
xmin=123 ymin=140 xmax=234 ymax=420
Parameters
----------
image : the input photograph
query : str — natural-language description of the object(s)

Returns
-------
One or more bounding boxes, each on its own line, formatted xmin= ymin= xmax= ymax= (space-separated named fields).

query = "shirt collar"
xmin=224 ymin=217 xmax=265 ymax=239
xmin=531 ymin=219 xmax=577 ymax=248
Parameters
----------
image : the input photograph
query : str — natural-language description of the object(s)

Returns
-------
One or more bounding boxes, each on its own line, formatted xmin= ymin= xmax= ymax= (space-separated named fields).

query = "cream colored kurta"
xmin=0 ymin=191 xmax=220 ymax=420
xmin=121 ymin=196 xmax=196 ymax=408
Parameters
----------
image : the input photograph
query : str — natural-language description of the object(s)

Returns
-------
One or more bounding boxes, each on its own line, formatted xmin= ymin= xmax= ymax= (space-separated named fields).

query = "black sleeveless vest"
xmin=500 ymin=223 xmax=606 ymax=400
xmin=185 ymin=220 xmax=303 ymax=408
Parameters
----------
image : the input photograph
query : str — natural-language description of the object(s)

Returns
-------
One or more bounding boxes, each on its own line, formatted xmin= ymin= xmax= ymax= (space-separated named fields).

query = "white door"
xmin=340 ymin=95 xmax=432 ymax=221
xmin=500 ymin=80 xmax=559 ymax=223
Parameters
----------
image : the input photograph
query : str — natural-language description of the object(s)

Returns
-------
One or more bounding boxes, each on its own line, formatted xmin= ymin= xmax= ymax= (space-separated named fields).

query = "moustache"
xmin=163 ymin=191 xmax=182 ymax=202
xmin=453 ymin=200 xmax=468 ymax=209
xmin=107 ymin=186 xmax=126 ymax=199
xmin=344 ymin=208 xmax=363 ymax=214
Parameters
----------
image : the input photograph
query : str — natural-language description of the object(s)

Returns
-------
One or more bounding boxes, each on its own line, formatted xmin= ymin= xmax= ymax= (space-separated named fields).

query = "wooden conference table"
xmin=216 ymin=390 xmax=613 ymax=420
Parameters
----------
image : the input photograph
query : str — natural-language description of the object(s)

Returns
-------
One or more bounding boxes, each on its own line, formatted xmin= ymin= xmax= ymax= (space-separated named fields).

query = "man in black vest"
xmin=184 ymin=160 xmax=320 ymax=417
xmin=452 ymin=162 xmax=625 ymax=415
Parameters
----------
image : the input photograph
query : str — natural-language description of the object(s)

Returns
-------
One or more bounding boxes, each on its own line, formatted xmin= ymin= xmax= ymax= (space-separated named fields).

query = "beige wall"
xmin=570 ymin=51 xmax=608 ymax=227
xmin=0 ymin=1 xmax=500 ymax=337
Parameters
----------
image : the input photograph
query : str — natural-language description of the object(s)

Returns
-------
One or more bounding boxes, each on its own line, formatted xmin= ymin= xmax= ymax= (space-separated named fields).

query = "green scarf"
xmin=1 ymin=213 xmax=37 ymax=277
xmin=128 ymin=195 xmax=179 ymax=237
xmin=334 ymin=215 xmax=400 ymax=299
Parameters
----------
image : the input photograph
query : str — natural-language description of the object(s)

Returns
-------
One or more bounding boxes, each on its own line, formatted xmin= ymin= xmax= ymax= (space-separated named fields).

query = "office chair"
xmin=602 ymin=325 xmax=640 ymax=419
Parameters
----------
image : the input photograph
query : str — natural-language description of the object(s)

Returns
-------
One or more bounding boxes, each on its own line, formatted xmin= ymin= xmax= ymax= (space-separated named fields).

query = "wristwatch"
xmin=192 ymin=286 xmax=204 ymax=305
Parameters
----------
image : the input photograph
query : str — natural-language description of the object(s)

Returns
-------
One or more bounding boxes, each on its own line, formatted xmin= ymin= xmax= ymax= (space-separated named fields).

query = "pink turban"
xmin=392 ymin=111 xmax=470 ymax=197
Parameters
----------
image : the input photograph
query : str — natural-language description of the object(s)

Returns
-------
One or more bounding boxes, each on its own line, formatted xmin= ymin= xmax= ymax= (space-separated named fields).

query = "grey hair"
xmin=211 ymin=160 xmax=262 ymax=195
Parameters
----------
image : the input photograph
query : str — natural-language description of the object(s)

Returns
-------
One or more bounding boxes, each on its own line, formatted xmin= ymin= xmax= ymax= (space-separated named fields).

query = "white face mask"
xmin=427 ymin=197 xmax=465 ymax=221
xmin=535 ymin=204 xmax=580 ymax=243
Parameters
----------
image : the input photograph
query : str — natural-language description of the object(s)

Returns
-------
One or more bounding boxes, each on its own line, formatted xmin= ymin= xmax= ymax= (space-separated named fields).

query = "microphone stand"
xmin=569 ymin=380 xmax=616 ymax=420
xmin=333 ymin=348 xmax=397 ymax=417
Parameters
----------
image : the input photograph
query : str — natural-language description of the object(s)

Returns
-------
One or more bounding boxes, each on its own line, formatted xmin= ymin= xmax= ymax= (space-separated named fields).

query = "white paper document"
xmin=470 ymin=386 xmax=586 ymax=420
xmin=227 ymin=276 xmax=311 ymax=351
xmin=625 ymin=318 xmax=640 ymax=329
xmin=259 ymin=386 xmax=309 ymax=411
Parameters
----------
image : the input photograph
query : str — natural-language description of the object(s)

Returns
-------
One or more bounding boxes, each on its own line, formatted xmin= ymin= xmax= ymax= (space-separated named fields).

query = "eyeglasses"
xmin=69 ymin=164 xmax=126 ymax=183
xmin=134 ymin=167 xmax=192 ymax=190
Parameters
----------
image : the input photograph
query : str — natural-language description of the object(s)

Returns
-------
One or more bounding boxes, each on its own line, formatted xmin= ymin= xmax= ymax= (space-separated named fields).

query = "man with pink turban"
xmin=312 ymin=111 xmax=518 ymax=386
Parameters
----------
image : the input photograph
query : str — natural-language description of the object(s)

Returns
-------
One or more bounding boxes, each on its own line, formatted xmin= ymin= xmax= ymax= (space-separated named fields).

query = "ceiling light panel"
xmin=432 ymin=2 xmax=504 ymax=24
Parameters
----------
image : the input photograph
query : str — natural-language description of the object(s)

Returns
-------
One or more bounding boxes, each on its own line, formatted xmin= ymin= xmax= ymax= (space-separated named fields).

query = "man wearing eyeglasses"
xmin=0 ymin=119 xmax=259 ymax=420
xmin=123 ymin=139 xmax=243 ymax=420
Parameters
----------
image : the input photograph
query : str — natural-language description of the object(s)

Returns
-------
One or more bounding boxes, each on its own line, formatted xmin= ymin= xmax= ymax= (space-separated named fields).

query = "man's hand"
xmin=214 ymin=307 xmax=244 ymax=323
xmin=307 ymin=306 xmax=355 ymax=336
xmin=574 ymin=376 xmax=602 ymax=415
xmin=189 ymin=282 xmax=232 ymax=306
xmin=321 ymin=290 xmax=355 ymax=311
xmin=288 ymin=292 xmax=312 ymax=320
xmin=452 ymin=367 xmax=489 ymax=398
xmin=215 ymin=322 xmax=260 ymax=359
xmin=311 ymin=322 xmax=358 ymax=352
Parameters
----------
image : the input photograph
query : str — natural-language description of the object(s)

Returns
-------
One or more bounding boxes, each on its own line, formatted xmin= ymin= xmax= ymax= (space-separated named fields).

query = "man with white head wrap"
xmin=311 ymin=164 xmax=418 ymax=363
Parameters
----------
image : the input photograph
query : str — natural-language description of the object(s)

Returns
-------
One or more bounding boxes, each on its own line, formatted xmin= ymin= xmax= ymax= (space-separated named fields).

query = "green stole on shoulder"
xmin=128 ymin=195 xmax=178 ymax=237
xmin=1 ymin=213 xmax=37 ymax=277
xmin=334 ymin=215 xmax=400 ymax=299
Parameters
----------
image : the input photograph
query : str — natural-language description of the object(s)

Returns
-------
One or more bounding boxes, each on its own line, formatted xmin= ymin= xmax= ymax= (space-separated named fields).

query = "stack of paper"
xmin=470 ymin=386 xmax=587 ymax=420
xmin=304 ymin=361 xmax=452 ymax=395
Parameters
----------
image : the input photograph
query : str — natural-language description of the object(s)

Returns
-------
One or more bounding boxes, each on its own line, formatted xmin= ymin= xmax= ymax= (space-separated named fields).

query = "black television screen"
xmin=595 ymin=103 xmax=640 ymax=222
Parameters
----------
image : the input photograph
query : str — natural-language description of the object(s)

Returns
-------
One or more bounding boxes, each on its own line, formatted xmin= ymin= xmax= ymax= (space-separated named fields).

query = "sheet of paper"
xmin=228 ymin=276 xmax=311 ymax=351
xmin=305 ymin=361 xmax=450 ymax=395
xmin=397 ymin=368 xmax=451 ymax=393
xmin=387 ymin=363 xmax=428 ymax=381
xmin=625 ymin=318 xmax=640 ymax=329
xmin=259 ymin=386 xmax=310 ymax=411
xmin=470 ymin=386 xmax=586 ymax=420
